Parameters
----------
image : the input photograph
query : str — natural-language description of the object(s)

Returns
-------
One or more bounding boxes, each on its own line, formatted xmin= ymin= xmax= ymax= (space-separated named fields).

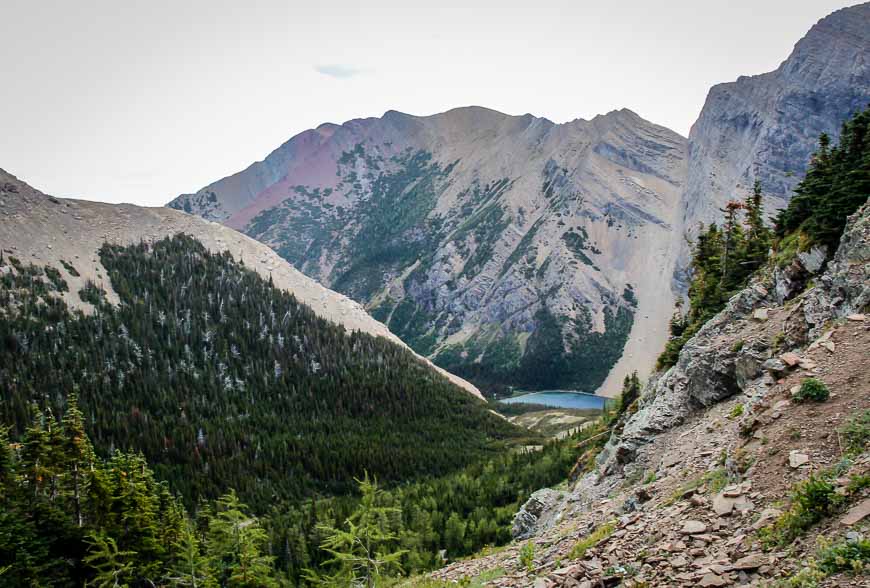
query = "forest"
xmin=1 ymin=235 xmax=526 ymax=506
xmin=0 ymin=233 xmax=579 ymax=585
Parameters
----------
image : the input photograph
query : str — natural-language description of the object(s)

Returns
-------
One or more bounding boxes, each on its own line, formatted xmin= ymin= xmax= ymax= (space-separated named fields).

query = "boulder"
xmin=841 ymin=498 xmax=870 ymax=527
xmin=732 ymin=553 xmax=767 ymax=570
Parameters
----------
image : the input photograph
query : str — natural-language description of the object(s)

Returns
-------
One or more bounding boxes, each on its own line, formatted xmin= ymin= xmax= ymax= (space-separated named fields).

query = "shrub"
xmin=793 ymin=378 xmax=830 ymax=403
xmin=518 ymin=542 xmax=535 ymax=572
xmin=761 ymin=475 xmax=842 ymax=546
xmin=817 ymin=536 xmax=870 ymax=575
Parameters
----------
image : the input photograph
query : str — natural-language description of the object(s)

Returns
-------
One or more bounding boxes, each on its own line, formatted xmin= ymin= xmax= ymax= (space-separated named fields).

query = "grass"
xmin=662 ymin=468 xmax=730 ymax=506
xmin=759 ymin=474 xmax=843 ymax=548
xmin=772 ymin=537 xmax=870 ymax=587
xmin=728 ymin=403 xmax=744 ymax=419
xmin=840 ymin=410 xmax=870 ymax=455
xmin=568 ymin=520 xmax=616 ymax=560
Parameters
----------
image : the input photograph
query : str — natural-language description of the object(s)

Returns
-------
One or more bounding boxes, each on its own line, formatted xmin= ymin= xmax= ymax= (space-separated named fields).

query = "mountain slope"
xmin=0 ymin=168 xmax=481 ymax=398
xmin=0 ymin=171 xmax=528 ymax=507
xmin=681 ymin=1 xmax=870 ymax=233
xmin=427 ymin=188 xmax=870 ymax=588
xmin=171 ymin=107 xmax=688 ymax=396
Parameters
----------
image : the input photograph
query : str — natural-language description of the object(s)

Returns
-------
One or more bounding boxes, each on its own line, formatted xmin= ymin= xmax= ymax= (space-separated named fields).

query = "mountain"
xmin=430 ymin=112 xmax=870 ymax=588
xmin=0 ymin=168 xmax=481 ymax=399
xmin=0 ymin=170 xmax=526 ymax=506
xmin=681 ymin=1 xmax=870 ymax=234
xmin=170 ymin=107 xmax=688 ymax=396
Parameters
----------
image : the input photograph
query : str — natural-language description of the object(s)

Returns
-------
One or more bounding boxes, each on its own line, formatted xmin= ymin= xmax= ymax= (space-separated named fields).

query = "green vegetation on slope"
xmin=0 ymin=234 xmax=589 ymax=584
xmin=0 ymin=235 xmax=523 ymax=509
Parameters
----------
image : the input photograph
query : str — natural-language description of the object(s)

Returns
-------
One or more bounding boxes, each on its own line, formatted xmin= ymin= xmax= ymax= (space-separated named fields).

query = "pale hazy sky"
xmin=1 ymin=0 xmax=859 ymax=206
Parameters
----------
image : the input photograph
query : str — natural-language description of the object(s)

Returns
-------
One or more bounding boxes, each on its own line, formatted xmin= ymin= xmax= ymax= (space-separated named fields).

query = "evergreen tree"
xmin=206 ymin=491 xmax=277 ymax=588
xmin=306 ymin=474 xmax=406 ymax=587
xmin=743 ymin=181 xmax=772 ymax=270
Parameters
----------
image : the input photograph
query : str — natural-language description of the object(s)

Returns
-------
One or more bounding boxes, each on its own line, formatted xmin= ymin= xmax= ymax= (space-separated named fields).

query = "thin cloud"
xmin=314 ymin=64 xmax=363 ymax=79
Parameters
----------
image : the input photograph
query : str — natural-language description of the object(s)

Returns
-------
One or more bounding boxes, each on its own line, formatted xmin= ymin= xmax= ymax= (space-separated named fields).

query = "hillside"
xmin=0 ymin=168 xmax=481 ymax=399
xmin=170 ymin=107 xmax=687 ymax=396
xmin=0 ymin=171 xmax=527 ymax=508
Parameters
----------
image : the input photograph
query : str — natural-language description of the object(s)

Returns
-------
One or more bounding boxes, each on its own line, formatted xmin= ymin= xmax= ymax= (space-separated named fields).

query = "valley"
xmin=1 ymin=2 xmax=869 ymax=587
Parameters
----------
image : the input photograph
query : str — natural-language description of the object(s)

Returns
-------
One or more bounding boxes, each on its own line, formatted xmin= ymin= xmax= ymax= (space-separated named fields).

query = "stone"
xmin=511 ymin=489 xmax=563 ymax=539
xmin=699 ymin=572 xmax=730 ymax=587
xmin=762 ymin=358 xmax=786 ymax=374
xmin=773 ymin=400 xmax=790 ymax=411
xmin=732 ymin=553 xmax=767 ymax=570
xmin=789 ymin=451 xmax=810 ymax=468
xmin=713 ymin=494 xmax=736 ymax=516
xmin=752 ymin=308 xmax=769 ymax=321
xmin=681 ymin=520 xmax=707 ymax=535
xmin=752 ymin=508 xmax=783 ymax=530
xmin=821 ymin=340 xmax=836 ymax=353
xmin=846 ymin=314 xmax=866 ymax=321
xmin=841 ymin=498 xmax=870 ymax=527
xmin=798 ymin=246 xmax=827 ymax=273
xmin=779 ymin=352 xmax=801 ymax=367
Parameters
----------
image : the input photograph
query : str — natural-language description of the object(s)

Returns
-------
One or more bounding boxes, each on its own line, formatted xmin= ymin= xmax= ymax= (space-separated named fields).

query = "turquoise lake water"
xmin=499 ymin=391 xmax=608 ymax=410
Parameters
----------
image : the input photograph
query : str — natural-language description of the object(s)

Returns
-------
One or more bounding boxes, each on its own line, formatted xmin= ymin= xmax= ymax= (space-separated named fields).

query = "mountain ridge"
xmin=170 ymin=106 xmax=687 ymax=397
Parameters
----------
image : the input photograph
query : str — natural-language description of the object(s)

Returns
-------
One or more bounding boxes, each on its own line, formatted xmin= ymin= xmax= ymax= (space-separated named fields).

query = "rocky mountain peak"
xmin=681 ymin=2 xmax=870 ymax=237
xmin=169 ymin=106 xmax=688 ymax=396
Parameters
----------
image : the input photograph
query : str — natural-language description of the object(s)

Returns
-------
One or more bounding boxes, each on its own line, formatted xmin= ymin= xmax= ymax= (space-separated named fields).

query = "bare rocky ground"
xmin=427 ymin=318 xmax=870 ymax=587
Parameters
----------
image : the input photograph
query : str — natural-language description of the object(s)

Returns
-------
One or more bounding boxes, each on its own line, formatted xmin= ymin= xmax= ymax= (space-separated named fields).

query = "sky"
xmin=0 ymin=0 xmax=859 ymax=206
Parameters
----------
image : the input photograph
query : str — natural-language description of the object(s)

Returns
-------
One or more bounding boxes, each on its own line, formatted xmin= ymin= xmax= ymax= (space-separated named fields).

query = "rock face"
xmin=170 ymin=107 xmax=687 ymax=395
xmin=681 ymin=2 xmax=870 ymax=234
xmin=511 ymin=489 xmax=564 ymax=540
xmin=0 ymin=168 xmax=483 ymax=399
xmin=599 ymin=202 xmax=870 ymax=474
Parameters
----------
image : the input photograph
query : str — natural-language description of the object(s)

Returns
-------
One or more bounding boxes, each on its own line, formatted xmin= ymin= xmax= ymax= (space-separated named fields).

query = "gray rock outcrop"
xmin=511 ymin=488 xmax=565 ymax=540
xmin=599 ymin=202 xmax=870 ymax=474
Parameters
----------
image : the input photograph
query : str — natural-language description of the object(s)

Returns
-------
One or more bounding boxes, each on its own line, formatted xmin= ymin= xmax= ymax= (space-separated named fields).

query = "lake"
xmin=499 ymin=390 xmax=608 ymax=410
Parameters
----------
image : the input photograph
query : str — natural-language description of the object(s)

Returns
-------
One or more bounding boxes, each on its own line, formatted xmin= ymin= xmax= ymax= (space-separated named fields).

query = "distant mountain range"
xmin=169 ymin=3 xmax=869 ymax=396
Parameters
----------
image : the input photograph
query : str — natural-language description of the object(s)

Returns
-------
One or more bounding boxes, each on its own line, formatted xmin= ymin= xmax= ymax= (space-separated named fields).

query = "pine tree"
xmin=83 ymin=533 xmax=136 ymax=588
xmin=206 ymin=490 xmax=277 ymax=588
xmin=743 ymin=180 xmax=771 ymax=270
xmin=306 ymin=474 xmax=406 ymax=587
xmin=167 ymin=519 xmax=214 ymax=588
